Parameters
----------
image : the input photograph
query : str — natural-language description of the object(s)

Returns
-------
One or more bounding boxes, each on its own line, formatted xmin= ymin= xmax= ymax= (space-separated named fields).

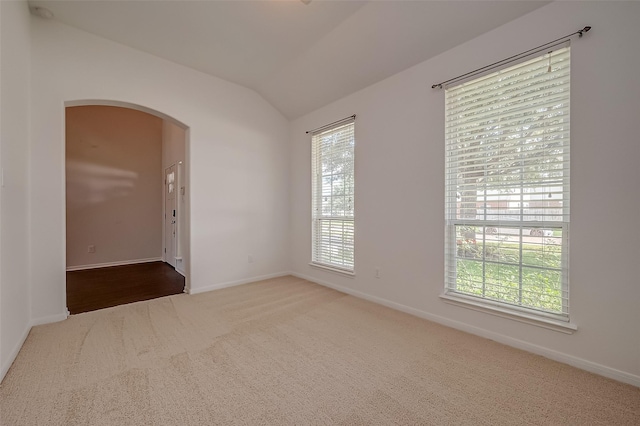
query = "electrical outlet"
xmin=375 ymin=267 xmax=380 ymax=278
xmin=88 ymin=245 xmax=96 ymax=253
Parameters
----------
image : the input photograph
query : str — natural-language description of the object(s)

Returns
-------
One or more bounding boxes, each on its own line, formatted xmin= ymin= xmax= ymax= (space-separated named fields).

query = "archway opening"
xmin=64 ymin=100 xmax=190 ymax=313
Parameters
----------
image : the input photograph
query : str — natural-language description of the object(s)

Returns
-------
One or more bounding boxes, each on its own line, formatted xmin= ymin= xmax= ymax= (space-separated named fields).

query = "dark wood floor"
xmin=66 ymin=261 xmax=185 ymax=314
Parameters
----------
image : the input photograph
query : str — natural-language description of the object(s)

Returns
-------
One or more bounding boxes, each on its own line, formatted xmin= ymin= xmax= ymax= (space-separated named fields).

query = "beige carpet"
xmin=1 ymin=276 xmax=638 ymax=425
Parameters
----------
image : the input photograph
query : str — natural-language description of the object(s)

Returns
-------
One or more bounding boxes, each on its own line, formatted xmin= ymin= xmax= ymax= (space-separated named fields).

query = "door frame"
xmin=164 ymin=163 xmax=177 ymax=268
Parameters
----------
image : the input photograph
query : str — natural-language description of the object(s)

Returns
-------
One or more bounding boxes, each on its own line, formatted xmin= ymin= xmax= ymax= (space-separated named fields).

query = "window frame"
xmin=442 ymin=48 xmax=574 ymax=330
xmin=310 ymin=119 xmax=355 ymax=275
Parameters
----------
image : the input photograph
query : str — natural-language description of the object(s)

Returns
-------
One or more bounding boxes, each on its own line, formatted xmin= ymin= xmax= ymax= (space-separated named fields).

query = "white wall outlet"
xmin=375 ymin=267 xmax=380 ymax=278
xmin=88 ymin=245 xmax=96 ymax=253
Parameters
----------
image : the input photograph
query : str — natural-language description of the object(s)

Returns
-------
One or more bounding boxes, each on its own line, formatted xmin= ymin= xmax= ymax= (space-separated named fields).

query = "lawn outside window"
xmin=444 ymin=47 xmax=571 ymax=325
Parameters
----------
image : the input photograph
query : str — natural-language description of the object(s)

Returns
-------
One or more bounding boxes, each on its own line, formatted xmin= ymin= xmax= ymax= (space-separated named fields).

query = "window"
xmin=311 ymin=118 xmax=355 ymax=273
xmin=444 ymin=48 xmax=570 ymax=321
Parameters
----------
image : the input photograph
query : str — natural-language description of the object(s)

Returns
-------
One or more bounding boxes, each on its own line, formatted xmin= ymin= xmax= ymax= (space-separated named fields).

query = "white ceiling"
xmin=27 ymin=0 xmax=549 ymax=119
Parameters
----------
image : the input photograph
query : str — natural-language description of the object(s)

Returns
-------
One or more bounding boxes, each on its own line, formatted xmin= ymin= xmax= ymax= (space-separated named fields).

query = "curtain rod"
xmin=432 ymin=26 xmax=591 ymax=89
xmin=306 ymin=114 xmax=356 ymax=134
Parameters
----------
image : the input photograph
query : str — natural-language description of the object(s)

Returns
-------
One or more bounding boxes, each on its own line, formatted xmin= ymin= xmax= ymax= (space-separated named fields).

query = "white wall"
xmin=290 ymin=2 xmax=640 ymax=386
xmin=30 ymin=18 xmax=291 ymax=321
xmin=66 ymin=106 xmax=164 ymax=268
xmin=0 ymin=0 xmax=31 ymax=381
xmin=163 ymin=120 xmax=186 ymax=172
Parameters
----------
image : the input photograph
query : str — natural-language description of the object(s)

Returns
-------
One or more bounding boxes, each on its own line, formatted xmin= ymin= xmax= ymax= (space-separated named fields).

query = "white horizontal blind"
xmin=311 ymin=119 xmax=355 ymax=272
xmin=445 ymin=47 xmax=570 ymax=318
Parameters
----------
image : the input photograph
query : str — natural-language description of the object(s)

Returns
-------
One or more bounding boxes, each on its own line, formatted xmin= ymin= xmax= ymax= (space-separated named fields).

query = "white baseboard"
xmin=1 ymin=310 xmax=69 ymax=384
xmin=0 ymin=323 xmax=31 ymax=384
xmin=66 ymin=257 xmax=163 ymax=271
xmin=290 ymin=271 xmax=640 ymax=389
xmin=188 ymin=271 xmax=291 ymax=295
xmin=30 ymin=311 xmax=69 ymax=327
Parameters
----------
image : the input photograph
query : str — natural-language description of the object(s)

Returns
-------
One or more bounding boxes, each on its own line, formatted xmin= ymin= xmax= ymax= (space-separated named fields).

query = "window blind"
xmin=445 ymin=47 xmax=570 ymax=318
xmin=311 ymin=119 xmax=355 ymax=272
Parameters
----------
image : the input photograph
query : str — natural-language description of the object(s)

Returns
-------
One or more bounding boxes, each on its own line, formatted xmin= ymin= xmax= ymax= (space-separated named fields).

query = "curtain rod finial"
xmin=579 ymin=26 xmax=591 ymax=37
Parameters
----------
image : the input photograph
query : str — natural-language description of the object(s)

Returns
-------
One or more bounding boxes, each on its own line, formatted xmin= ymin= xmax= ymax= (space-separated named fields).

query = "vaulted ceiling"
xmin=27 ymin=0 xmax=549 ymax=119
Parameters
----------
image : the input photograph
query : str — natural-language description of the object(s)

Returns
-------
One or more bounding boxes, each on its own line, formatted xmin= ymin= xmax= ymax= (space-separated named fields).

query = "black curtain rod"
xmin=306 ymin=114 xmax=356 ymax=134
xmin=432 ymin=26 xmax=591 ymax=89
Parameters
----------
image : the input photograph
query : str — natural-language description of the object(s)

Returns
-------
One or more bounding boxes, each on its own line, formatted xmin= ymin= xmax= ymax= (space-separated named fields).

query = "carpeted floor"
xmin=1 ymin=275 xmax=638 ymax=425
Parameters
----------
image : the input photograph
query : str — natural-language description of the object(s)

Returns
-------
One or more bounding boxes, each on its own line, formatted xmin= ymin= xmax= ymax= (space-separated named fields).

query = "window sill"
xmin=440 ymin=293 xmax=577 ymax=334
xmin=309 ymin=262 xmax=355 ymax=277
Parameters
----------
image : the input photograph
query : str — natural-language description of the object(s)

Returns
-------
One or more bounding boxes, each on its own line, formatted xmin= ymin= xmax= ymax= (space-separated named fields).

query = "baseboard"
xmin=66 ymin=257 xmax=163 ymax=271
xmin=1 ymin=309 xmax=69 ymax=384
xmin=0 ymin=323 xmax=31 ymax=384
xmin=290 ymin=271 xmax=640 ymax=389
xmin=30 ymin=311 xmax=69 ymax=327
xmin=188 ymin=271 xmax=291 ymax=295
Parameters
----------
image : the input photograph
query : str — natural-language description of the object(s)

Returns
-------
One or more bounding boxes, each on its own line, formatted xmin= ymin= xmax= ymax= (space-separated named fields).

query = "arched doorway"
xmin=63 ymin=100 xmax=190 ymax=313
